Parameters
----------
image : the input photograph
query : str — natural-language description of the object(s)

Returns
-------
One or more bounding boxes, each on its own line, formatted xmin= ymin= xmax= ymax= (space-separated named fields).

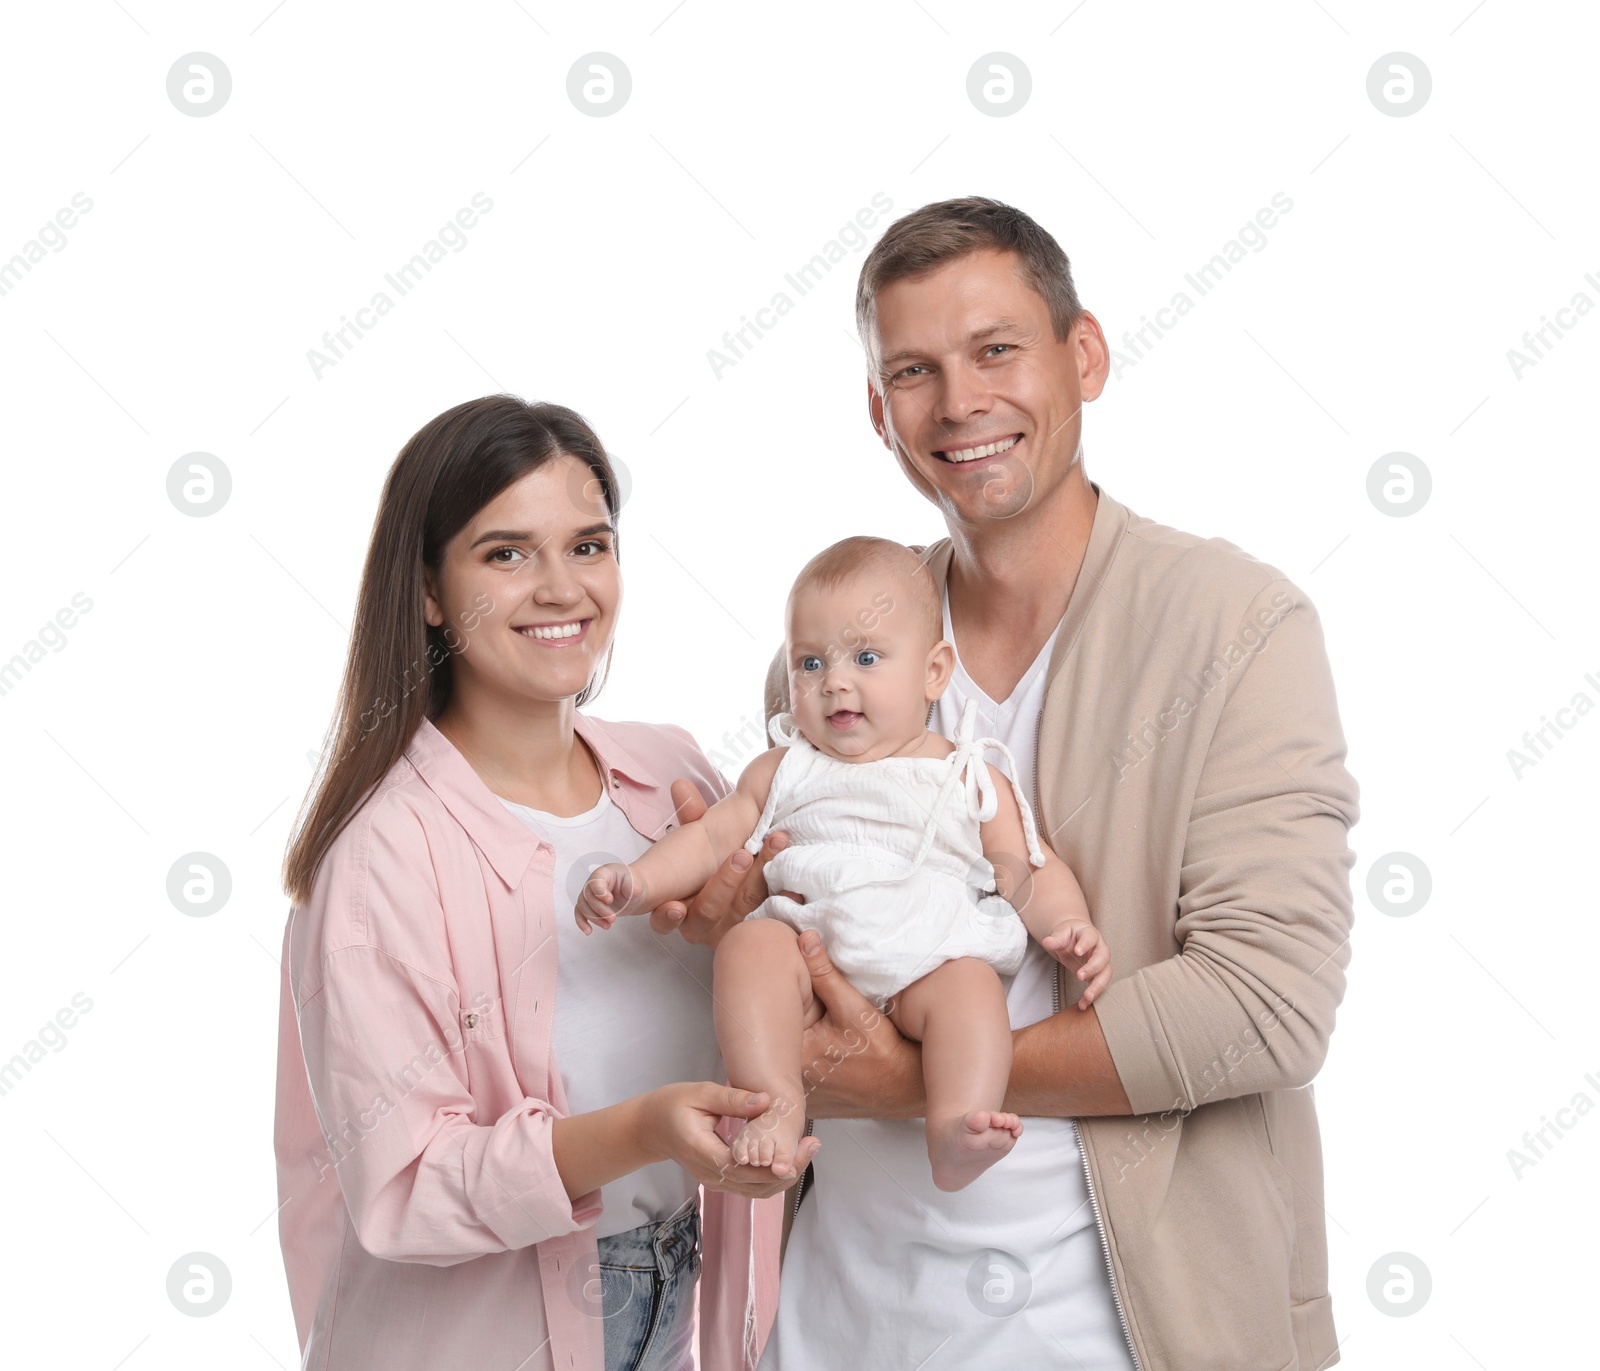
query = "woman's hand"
xmin=637 ymin=1082 xmax=821 ymax=1196
xmin=795 ymin=931 xmax=926 ymax=1121
xmin=648 ymin=778 xmax=792 ymax=948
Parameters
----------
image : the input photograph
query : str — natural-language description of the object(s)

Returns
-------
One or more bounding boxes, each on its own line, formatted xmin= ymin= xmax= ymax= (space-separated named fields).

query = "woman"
xmin=274 ymin=395 xmax=813 ymax=1370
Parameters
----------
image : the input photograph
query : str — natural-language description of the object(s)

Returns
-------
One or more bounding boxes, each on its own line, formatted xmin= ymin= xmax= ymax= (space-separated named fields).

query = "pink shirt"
xmin=274 ymin=713 xmax=783 ymax=1370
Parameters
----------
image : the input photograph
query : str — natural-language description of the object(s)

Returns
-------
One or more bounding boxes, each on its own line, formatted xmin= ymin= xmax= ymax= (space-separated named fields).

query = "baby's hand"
xmin=1040 ymin=920 xmax=1112 ymax=1008
xmin=575 ymin=863 xmax=647 ymax=935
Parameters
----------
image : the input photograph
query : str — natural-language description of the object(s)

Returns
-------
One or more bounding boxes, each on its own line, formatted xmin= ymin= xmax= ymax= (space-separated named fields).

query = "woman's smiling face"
xmin=423 ymin=453 xmax=620 ymax=708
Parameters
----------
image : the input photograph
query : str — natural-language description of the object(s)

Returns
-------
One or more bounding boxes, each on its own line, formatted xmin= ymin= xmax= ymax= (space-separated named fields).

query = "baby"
xmin=576 ymin=536 xmax=1111 ymax=1191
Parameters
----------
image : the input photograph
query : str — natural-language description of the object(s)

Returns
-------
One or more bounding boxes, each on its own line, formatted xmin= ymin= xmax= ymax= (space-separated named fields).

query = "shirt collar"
xmin=402 ymin=712 xmax=662 ymax=888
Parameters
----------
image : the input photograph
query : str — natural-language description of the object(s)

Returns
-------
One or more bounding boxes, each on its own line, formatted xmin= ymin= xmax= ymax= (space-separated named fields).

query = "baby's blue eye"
xmin=855 ymin=650 xmax=880 ymax=667
xmin=800 ymin=655 xmax=823 ymax=672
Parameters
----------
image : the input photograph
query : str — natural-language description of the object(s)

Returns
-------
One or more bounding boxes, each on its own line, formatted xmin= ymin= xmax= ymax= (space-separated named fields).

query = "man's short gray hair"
xmin=855 ymin=197 xmax=1086 ymax=391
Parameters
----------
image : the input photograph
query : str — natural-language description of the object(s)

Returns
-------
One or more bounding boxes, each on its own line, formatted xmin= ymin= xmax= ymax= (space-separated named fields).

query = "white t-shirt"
xmin=758 ymin=589 xmax=1136 ymax=1370
xmin=499 ymin=788 xmax=722 ymax=1239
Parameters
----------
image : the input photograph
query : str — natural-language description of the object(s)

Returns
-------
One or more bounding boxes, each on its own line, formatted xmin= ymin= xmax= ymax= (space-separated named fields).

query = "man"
xmin=658 ymin=197 xmax=1359 ymax=1370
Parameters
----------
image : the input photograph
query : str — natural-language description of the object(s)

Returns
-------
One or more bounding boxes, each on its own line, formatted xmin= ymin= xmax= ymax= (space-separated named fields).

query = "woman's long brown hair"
xmin=281 ymin=394 xmax=623 ymax=905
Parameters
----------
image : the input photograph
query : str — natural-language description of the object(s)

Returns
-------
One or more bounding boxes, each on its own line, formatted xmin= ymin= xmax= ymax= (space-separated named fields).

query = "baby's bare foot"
xmin=928 ymin=1110 xmax=1023 ymax=1192
xmin=731 ymin=1094 xmax=808 ymax=1177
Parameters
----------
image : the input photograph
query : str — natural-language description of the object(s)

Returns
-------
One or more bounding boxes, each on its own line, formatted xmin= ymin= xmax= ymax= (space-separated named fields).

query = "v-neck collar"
xmin=941 ymin=581 xmax=1063 ymax=711
xmin=921 ymin=481 xmax=1129 ymax=696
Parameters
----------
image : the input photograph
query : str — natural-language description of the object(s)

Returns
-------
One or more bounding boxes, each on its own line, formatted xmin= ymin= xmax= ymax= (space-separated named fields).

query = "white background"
xmin=1 ymin=1 xmax=1595 ymax=1366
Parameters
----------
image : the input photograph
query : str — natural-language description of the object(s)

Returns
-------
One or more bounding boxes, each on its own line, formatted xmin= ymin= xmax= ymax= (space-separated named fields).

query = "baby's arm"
xmin=977 ymin=763 xmax=1112 ymax=1007
xmin=575 ymin=746 xmax=785 ymax=932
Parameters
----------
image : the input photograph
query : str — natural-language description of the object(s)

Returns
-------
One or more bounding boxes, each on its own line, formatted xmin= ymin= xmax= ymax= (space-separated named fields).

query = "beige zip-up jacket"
xmin=762 ymin=485 xmax=1359 ymax=1370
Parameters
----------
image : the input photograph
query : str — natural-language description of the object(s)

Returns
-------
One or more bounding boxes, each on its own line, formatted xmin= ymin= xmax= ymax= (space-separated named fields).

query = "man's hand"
xmin=796 ymin=928 xmax=1132 ymax=1119
xmin=648 ymin=777 xmax=791 ymax=947
xmin=796 ymin=930 xmax=926 ymax=1121
xmin=1040 ymin=920 xmax=1112 ymax=1008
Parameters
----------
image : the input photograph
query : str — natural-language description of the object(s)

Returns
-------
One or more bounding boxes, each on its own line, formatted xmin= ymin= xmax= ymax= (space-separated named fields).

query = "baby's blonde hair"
xmin=787 ymin=536 xmax=942 ymax=649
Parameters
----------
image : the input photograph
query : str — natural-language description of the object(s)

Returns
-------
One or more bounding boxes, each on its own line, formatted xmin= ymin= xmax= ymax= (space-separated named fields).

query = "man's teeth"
xmin=520 ymin=622 xmax=583 ymax=639
xmin=941 ymin=435 xmax=1019 ymax=463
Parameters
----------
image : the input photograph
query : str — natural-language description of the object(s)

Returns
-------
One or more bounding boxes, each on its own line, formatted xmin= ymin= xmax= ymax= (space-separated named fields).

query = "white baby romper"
xmin=742 ymin=697 xmax=1048 ymax=1007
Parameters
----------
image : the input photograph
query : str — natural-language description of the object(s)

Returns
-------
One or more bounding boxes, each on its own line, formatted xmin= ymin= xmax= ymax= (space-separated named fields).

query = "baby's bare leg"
xmin=712 ymin=918 xmax=821 ymax=1177
xmin=891 ymin=958 xmax=1021 ymax=1192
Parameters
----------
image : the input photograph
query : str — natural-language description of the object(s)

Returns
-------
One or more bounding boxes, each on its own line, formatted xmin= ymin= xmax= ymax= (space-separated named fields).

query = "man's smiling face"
xmin=866 ymin=247 xmax=1107 ymax=525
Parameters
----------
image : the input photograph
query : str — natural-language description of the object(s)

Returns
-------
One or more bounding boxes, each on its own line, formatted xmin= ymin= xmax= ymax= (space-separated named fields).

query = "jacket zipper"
xmin=1037 ymin=706 xmax=1142 ymax=1371
xmin=790 ymin=1118 xmax=815 ymax=1224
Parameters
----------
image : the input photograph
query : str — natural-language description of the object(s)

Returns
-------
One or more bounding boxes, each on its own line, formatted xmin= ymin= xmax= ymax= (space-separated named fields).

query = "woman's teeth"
xmin=941 ymin=435 xmax=1018 ymax=463
xmin=519 ymin=621 xmax=584 ymax=640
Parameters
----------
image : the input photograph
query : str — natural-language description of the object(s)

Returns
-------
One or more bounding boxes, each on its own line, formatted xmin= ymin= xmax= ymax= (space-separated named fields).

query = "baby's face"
xmin=785 ymin=571 xmax=950 ymax=762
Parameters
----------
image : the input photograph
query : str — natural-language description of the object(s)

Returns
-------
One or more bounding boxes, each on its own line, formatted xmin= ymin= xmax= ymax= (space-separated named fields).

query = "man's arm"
xmin=1090 ymin=578 xmax=1360 ymax=1116
xmin=1006 ymin=999 xmax=1132 ymax=1116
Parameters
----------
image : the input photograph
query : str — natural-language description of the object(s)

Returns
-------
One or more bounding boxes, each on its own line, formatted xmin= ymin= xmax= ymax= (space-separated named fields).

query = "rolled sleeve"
xmin=1097 ymin=579 xmax=1361 ymax=1115
xmin=291 ymin=813 xmax=598 ymax=1265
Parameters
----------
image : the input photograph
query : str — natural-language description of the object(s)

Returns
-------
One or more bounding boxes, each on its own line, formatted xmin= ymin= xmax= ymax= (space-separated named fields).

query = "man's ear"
xmin=867 ymin=378 xmax=890 ymax=448
xmin=1075 ymin=310 xmax=1112 ymax=405
xmin=925 ymin=639 xmax=955 ymax=699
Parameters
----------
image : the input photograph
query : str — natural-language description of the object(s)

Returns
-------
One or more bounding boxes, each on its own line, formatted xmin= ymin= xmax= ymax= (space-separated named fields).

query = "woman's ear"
xmin=925 ymin=640 xmax=955 ymax=699
xmin=422 ymin=566 xmax=445 ymax=628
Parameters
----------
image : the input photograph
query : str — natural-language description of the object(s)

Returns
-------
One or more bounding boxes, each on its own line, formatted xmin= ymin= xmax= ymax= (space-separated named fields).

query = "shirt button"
xmin=463 ymin=1013 xmax=479 ymax=1028
xmin=611 ymin=775 xmax=620 ymax=788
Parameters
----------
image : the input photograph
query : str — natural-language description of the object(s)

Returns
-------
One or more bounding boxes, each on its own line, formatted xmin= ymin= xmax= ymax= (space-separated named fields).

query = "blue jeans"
xmin=596 ymin=1199 xmax=702 ymax=1371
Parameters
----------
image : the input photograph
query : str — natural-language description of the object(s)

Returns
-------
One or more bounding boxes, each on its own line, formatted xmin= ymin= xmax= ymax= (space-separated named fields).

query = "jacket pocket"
xmin=1252 ymin=1089 xmax=1277 ymax=1153
xmin=1250 ymin=1092 xmax=1296 ymax=1233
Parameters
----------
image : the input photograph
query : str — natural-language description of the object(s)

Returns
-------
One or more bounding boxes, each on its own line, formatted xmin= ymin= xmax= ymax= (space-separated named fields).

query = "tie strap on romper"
xmin=762 ymin=698 xmax=1046 ymax=879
